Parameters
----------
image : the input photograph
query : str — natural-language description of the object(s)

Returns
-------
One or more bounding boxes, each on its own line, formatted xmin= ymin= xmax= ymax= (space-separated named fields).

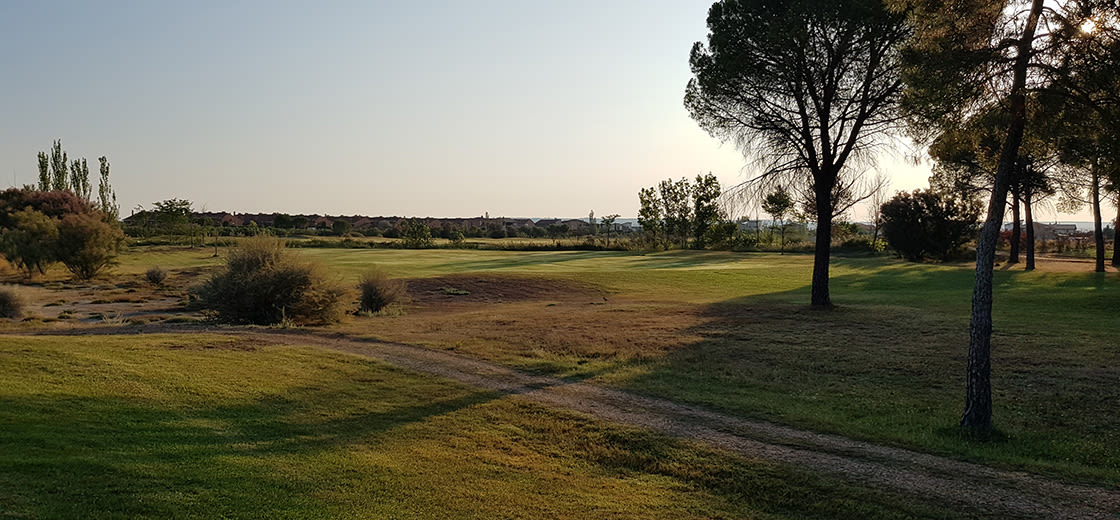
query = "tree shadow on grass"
xmin=609 ymin=264 xmax=1120 ymax=485
xmin=0 ymin=378 xmax=503 ymax=518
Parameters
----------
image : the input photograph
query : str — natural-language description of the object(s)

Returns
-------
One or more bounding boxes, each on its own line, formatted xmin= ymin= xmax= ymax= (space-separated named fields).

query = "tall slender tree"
xmin=36 ymin=152 xmax=50 ymax=191
xmin=686 ymin=0 xmax=908 ymax=307
xmin=49 ymin=140 xmax=68 ymax=192
xmin=97 ymin=156 xmax=118 ymax=219
xmin=898 ymin=0 xmax=1117 ymax=431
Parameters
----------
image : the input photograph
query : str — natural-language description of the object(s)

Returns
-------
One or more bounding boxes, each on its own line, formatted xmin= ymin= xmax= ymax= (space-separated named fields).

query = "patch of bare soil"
xmin=406 ymin=274 xmax=607 ymax=305
xmin=0 ymin=268 xmax=207 ymax=328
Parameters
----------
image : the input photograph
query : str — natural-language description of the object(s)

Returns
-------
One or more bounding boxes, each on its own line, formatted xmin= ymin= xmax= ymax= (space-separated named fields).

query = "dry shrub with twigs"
xmin=197 ymin=237 xmax=346 ymax=325
xmin=145 ymin=266 xmax=168 ymax=286
xmin=0 ymin=286 xmax=23 ymax=318
xmin=358 ymin=268 xmax=407 ymax=313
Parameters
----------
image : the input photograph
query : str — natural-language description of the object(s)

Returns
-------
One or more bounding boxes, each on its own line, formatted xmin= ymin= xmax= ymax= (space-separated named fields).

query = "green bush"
xmin=881 ymin=189 xmax=980 ymax=261
xmin=145 ymin=266 xmax=168 ymax=286
xmin=357 ymin=268 xmax=407 ymax=313
xmin=0 ymin=209 xmax=59 ymax=275
xmin=197 ymin=237 xmax=347 ymax=325
xmin=56 ymin=212 xmax=125 ymax=280
xmin=0 ymin=287 xmax=24 ymax=318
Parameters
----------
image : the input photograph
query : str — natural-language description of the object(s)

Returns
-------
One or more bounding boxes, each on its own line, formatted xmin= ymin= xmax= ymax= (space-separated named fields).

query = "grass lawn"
xmin=55 ymin=246 xmax=1120 ymax=486
xmin=0 ymin=334 xmax=962 ymax=519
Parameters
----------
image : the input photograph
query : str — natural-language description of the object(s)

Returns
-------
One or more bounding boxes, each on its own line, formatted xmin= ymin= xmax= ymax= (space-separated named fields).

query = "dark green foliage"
xmin=659 ymin=178 xmax=692 ymax=248
xmin=331 ymin=219 xmax=351 ymax=235
xmin=691 ymin=173 xmax=723 ymax=248
xmin=49 ymin=140 xmax=68 ymax=192
xmin=197 ymin=237 xmax=347 ymax=325
xmin=637 ymin=187 xmax=663 ymax=241
xmin=400 ymin=219 xmax=433 ymax=248
xmin=0 ymin=209 xmax=59 ymax=275
xmin=56 ymin=212 xmax=126 ymax=280
xmin=97 ymin=156 xmax=118 ymax=218
xmin=69 ymin=158 xmax=91 ymax=201
xmin=37 ymin=152 xmax=49 ymax=191
xmin=0 ymin=287 xmax=23 ymax=318
xmin=881 ymin=189 xmax=981 ymax=261
xmin=146 ymin=266 xmax=168 ymax=286
xmin=358 ymin=268 xmax=407 ymax=313
xmin=0 ymin=188 xmax=121 ymax=278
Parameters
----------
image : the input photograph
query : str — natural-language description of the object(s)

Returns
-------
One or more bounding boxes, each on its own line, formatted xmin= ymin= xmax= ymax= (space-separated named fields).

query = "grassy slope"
xmin=112 ymin=247 xmax=1120 ymax=485
xmin=0 ymin=334 xmax=960 ymax=519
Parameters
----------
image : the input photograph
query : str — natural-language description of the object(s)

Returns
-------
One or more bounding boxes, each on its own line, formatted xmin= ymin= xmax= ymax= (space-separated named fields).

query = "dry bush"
xmin=0 ymin=286 xmax=24 ymax=318
xmin=358 ymin=268 xmax=407 ymax=313
xmin=197 ymin=237 xmax=347 ymax=325
xmin=145 ymin=266 xmax=168 ymax=286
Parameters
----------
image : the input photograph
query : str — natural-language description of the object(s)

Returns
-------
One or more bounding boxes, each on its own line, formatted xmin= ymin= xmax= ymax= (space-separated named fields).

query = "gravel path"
xmin=242 ymin=329 xmax=1120 ymax=520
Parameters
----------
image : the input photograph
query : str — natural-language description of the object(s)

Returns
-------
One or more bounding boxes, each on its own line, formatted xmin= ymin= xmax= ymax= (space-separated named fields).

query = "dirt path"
xmin=240 ymin=329 xmax=1119 ymax=519
xmin=16 ymin=325 xmax=1120 ymax=518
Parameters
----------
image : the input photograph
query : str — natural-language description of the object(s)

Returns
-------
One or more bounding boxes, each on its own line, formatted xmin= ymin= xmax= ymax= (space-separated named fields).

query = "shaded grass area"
xmin=320 ymin=251 xmax=1120 ymax=486
xmin=0 ymin=334 xmax=962 ymax=519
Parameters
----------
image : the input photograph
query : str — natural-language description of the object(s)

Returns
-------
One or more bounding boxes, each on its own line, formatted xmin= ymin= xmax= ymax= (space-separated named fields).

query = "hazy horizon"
xmin=1 ymin=1 xmax=1111 ymax=223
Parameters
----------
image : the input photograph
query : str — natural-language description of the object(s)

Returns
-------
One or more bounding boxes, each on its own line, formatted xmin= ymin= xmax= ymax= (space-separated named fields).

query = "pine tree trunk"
xmin=1091 ymin=166 xmax=1105 ymax=273
xmin=1113 ymin=200 xmax=1119 ymax=268
xmin=1025 ymin=197 xmax=1036 ymax=271
xmin=962 ymin=0 xmax=1044 ymax=433
xmin=811 ymin=179 xmax=834 ymax=308
xmin=1009 ymin=191 xmax=1021 ymax=264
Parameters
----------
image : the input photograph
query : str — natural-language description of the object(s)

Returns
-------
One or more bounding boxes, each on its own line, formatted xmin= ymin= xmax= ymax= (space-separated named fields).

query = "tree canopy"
xmin=686 ymin=0 xmax=908 ymax=307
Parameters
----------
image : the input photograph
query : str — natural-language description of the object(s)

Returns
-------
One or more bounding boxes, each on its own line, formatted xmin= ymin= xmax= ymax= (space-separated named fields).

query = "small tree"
xmin=399 ymin=219 xmax=433 ymax=248
xmin=601 ymin=214 xmax=620 ymax=247
xmin=691 ymin=173 xmax=723 ymax=248
xmin=49 ymin=140 xmax=68 ymax=192
xmin=880 ymin=189 xmax=981 ymax=262
xmin=637 ymin=187 xmax=664 ymax=245
xmin=56 ymin=212 xmax=126 ymax=280
xmin=69 ymin=158 xmax=91 ymax=202
xmin=0 ymin=209 xmax=59 ymax=276
xmin=761 ymin=188 xmax=794 ymax=254
xmin=332 ymin=219 xmax=352 ymax=236
xmin=97 ymin=156 xmax=118 ymax=219
xmin=659 ymin=177 xmax=692 ymax=248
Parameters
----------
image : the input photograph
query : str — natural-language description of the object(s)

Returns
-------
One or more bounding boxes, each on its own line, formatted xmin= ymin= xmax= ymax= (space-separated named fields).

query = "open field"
xmin=1 ymin=334 xmax=969 ymax=519
xmin=2 ymin=245 xmax=1119 ymax=516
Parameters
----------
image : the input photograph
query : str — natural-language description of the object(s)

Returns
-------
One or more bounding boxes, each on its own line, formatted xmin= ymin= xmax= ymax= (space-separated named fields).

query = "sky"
xmin=0 ymin=1 xmax=1109 ymax=222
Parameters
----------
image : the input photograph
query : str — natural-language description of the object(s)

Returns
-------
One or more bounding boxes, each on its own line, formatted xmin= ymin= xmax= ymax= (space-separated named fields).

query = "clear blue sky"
xmin=0 ymin=1 xmax=1104 ymax=221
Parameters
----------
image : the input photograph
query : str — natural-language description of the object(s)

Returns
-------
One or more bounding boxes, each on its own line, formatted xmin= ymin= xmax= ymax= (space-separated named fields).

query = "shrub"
xmin=197 ymin=237 xmax=347 ymax=325
xmin=146 ymin=266 xmax=168 ymax=286
xmin=880 ymin=189 xmax=981 ymax=261
xmin=0 ymin=209 xmax=59 ymax=275
xmin=358 ymin=268 xmax=407 ymax=313
xmin=0 ymin=287 xmax=24 ymax=318
xmin=56 ymin=212 xmax=126 ymax=280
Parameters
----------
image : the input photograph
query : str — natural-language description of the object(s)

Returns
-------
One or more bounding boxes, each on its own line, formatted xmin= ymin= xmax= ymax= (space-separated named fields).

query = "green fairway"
xmin=0 ymin=334 xmax=962 ymax=519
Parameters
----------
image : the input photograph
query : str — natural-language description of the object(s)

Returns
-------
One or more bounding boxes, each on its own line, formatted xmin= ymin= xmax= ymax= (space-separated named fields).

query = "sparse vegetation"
xmin=0 ymin=286 xmax=24 ymax=318
xmin=197 ymin=237 xmax=347 ymax=325
xmin=357 ymin=267 xmax=407 ymax=313
xmin=145 ymin=266 xmax=168 ymax=286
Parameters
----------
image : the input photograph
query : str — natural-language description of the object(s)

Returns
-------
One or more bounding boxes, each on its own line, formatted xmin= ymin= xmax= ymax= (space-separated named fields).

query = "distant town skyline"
xmin=0 ymin=1 xmax=1109 ymax=223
